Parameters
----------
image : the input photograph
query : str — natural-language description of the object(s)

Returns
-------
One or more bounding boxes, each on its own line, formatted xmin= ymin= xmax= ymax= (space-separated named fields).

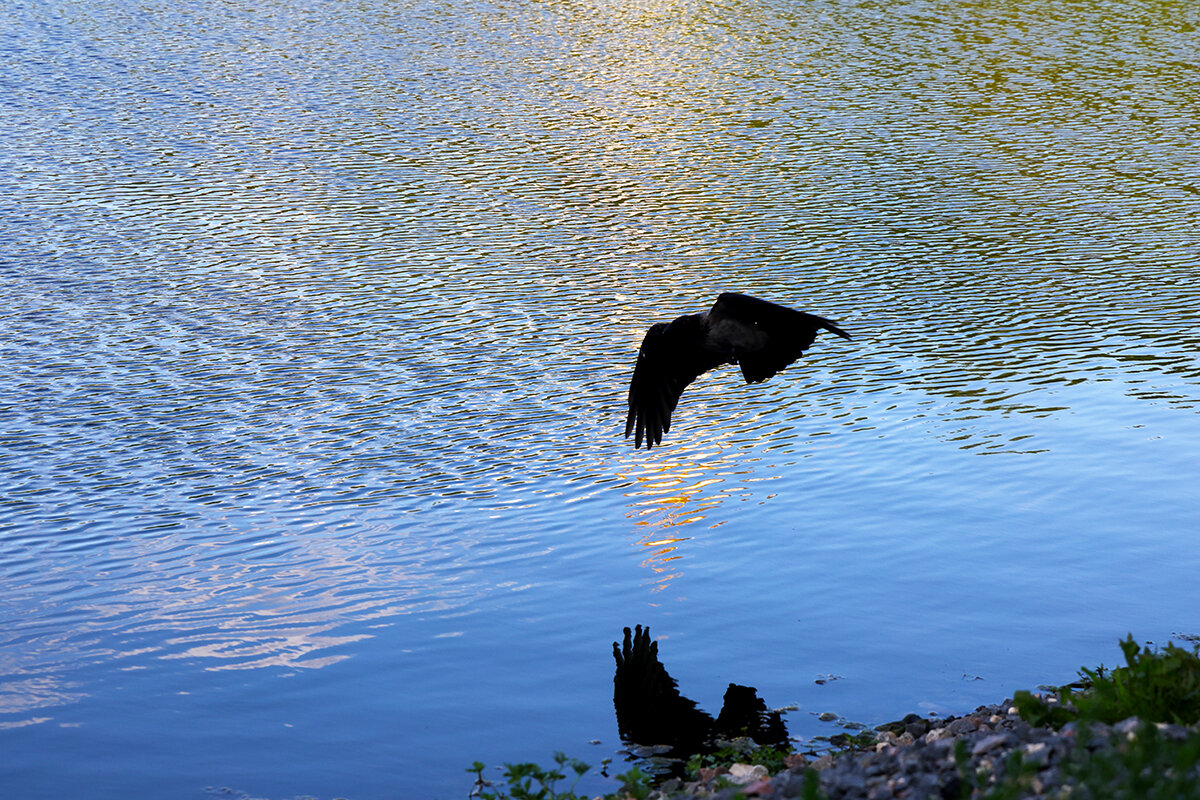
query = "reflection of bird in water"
xmin=612 ymin=625 xmax=789 ymax=758
xmin=625 ymin=293 xmax=851 ymax=449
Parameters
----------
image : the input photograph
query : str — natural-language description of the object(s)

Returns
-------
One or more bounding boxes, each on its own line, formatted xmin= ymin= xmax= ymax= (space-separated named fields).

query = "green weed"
xmin=1014 ymin=634 xmax=1200 ymax=729
xmin=467 ymin=753 xmax=652 ymax=800
xmin=684 ymin=742 xmax=792 ymax=777
xmin=1075 ymin=635 xmax=1200 ymax=724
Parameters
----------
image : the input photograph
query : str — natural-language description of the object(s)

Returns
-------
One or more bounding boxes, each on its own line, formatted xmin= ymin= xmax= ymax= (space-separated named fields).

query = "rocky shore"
xmin=642 ymin=700 xmax=1200 ymax=800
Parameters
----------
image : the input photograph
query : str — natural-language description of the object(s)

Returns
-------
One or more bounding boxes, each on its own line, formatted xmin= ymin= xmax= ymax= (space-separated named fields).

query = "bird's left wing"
xmin=624 ymin=315 xmax=727 ymax=450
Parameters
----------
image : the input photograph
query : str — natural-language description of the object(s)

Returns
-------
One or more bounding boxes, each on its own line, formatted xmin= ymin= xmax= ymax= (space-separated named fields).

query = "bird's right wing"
xmin=624 ymin=315 xmax=726 ymax=450
xmin=708 ymin=292 xmax=851 ymax=384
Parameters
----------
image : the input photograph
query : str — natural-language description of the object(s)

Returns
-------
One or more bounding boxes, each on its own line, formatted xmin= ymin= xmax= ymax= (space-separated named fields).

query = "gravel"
xmin=640 ymin=700 xmax=1200 ymax=800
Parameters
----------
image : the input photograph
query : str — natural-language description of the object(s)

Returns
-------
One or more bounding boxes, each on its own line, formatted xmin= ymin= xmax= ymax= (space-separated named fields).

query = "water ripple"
xmin=2 ymin=0 xmax=1200 ymax=794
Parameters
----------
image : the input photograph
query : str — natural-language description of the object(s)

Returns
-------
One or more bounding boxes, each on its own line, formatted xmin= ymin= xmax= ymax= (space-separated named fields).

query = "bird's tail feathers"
xmin=812 ymin=314 xmax=851 ymax=340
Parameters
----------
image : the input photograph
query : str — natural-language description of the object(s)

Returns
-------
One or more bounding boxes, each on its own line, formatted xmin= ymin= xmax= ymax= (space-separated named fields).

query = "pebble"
xmin=726 ymin=764 xmax=769 ymax=784
xmin=970 ymin=733 xmax=1010 ymax=756
xmin=1023 ymin=740 xmax=1048 ymax=759
xmin=945 ymin=717 xmax=978 ymax=735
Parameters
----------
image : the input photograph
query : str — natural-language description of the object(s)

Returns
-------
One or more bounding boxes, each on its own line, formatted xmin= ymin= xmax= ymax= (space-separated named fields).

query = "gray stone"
xmin=866 ymin=783 xmax=894 ymax=799
xmin=775 ymin=771 xmax=814 ymax=798
xmin=904 ymin=720 xmax=930 ymax=737
xmin=1022 ymin=741 xmax=1049 ymax=765
xmin=924 ymin=727 xmax=953 ymax=743
xmin=946 ymin=718 xmax=978 ymax=735
xmin=1156 ymin=722 xmax=1190 ymax=740
xmin=727 ymin=763 xmax=769 ymax=784
xmin=971 ymin=733 xmax=1011 ymax=756
xmin=1114 ymin=717 xmax=1141 ymax=735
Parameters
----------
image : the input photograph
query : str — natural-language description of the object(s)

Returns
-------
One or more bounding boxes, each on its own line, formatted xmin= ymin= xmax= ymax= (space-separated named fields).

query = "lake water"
xmin=2 ymin=0 xmax=1199 ymax=797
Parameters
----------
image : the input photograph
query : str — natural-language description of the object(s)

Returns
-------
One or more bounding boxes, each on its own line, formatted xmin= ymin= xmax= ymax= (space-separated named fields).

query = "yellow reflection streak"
xmin=621 ymin=435 xmax=757 ymax=591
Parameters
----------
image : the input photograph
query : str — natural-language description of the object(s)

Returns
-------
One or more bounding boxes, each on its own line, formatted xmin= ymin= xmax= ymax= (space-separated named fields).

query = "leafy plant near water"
xmin=467 ymin=753 xmax=652 ymax=800
xmin=1013 ymin=634 xmax=1200 ymax=728
xmin=973 ymin=635 xmax=1200 ymax=799
xmin=1075 ymin=636 xmax=1200 ymax=724
xmin=819 ymin=729 xmax=878 ymax=753
xmin=684 ymin=742 xmax=792 ymax=777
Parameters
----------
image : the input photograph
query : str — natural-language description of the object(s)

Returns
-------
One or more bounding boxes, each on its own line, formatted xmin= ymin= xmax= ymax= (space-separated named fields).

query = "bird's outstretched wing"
xmin=707 ymin=292 xmax=851 ymax=384
xmin=624 ymin=293 xmax=850 ymax=449
xmin=624 ymin=314 xmax=727 ymax=450
xmin=612 ymin=625 xmax=714 ymax=753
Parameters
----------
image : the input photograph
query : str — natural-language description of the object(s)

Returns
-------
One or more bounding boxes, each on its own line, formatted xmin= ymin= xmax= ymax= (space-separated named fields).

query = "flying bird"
xmin=624 ymin=292 xmax=851 ymax=449
xmin=612 ymin=625 xmax=788 ymax=757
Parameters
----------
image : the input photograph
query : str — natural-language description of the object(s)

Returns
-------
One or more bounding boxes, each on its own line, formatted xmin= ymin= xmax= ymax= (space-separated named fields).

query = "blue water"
xmin=2 ymin=0 xmax=1199 ymax=797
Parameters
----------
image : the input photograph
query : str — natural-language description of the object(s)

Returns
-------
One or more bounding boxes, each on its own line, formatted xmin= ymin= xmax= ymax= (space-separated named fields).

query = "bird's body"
xmin=624 ymin=292 xmax=851 ymax=449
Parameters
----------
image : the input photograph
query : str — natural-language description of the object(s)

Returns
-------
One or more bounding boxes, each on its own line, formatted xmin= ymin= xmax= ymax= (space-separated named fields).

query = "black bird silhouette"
xmin=612 ymin=625 xmax=788 ymax=757
xmin=624 ymin=293 xmax=851 ymax=449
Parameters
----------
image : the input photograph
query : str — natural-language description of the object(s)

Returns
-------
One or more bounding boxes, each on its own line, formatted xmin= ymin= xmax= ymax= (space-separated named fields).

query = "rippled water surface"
xmin=3 ymin=0 xmax=1199 ymax=796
